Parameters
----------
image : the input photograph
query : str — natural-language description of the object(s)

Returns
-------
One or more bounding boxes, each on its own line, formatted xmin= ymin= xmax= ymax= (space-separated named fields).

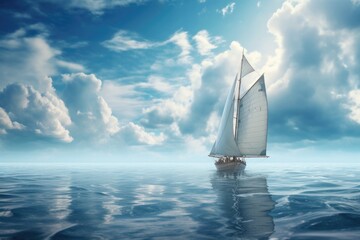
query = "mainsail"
xmin=210 ymin=53 xmax=268 ymax=158
xmin=236 ymin=75 xmax=268 ymax=156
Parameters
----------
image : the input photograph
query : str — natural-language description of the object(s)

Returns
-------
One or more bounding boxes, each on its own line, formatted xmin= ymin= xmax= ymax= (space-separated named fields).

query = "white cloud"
xmin=103 ymin=30 xmax=192 ymax=64
xmin=118 ymin=122 xmax=166 ymax=145
xmin=0 ymin=36 xmax=57 ymax=92
xmin=263 ymin=0 xmax=360 ymax=142
xmin=138 ymin=75 xmax=173 ymax=93
xmin=183 ymin=135 xmax=211 ymax=154
xmin=141 ymin=86 xmax=193 ymax=128
xmin=100 ymin=80 xmax=143 ymax=121
xmin=347 ymin=89 xmax=360 ymax=124
xmin=102 ymin=30 xmax=158 ymax=51
xmin=257 ymin=1 xmax=261 ymax=8
xmin=61 ymin=73 xmax=120 ymax=142
xmin=56 ymin=60 xmax=85 ymax=72
xmin=192 ymin=30 xmax=220 ymax=56
xmin=218 ymin=2 xmax=235 ymax=16
xmin=0 ymin=25 xmax=85 ymax=93
xmin=167 ymin=31 xmax=192 ymax=64
xmin=0 ymin=83 xmax=72 ymax=143
xmin=0 ymin=107 xmax=23 ymax=134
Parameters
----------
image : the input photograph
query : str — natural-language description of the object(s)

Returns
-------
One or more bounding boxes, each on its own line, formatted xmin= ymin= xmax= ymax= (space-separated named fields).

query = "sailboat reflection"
xmin=211 ymin=170 xmax=275 ymax=239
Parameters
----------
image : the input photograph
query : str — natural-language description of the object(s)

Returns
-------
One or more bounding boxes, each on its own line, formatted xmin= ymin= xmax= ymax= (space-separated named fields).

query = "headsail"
xmin=210 ymin=75 xmax=241 ymax=157
xmin=236 ymin=74 xmax=268 ymax=156
xmin=240 ymin=54 xmax=255 ymax=78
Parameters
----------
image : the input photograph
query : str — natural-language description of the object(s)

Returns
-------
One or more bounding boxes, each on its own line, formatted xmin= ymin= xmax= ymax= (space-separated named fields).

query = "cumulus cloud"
xmin=138 ymin=75 xmax=173 ymax=93
xmin=264 ymin=0 xmax=360 ymax=142
xmin=347 ymin=89 xmax=360 ymax=124
xmin=118 ymin=122 xmax=166 ymax=145
xmin=0 ymin=83 xmax=72 ymax=143
xmin=0 ymin=107 xmax=23 ymax=134
xmin=0 ymin=24 xmax=164 ymax=148
xmin=0 ymin=34 xmax=57 ymax=92
xmin=61 ymin=73 xmax=120 ymax=142
xmin=141 ymin=86 xmax=193 ymax=128
xmin=100 ymin=80 xmax=143 ymax=121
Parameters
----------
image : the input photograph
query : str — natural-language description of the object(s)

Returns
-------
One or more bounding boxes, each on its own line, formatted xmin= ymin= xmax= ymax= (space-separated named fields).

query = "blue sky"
xmin=1 ymin=0 xmax=360 ymax=162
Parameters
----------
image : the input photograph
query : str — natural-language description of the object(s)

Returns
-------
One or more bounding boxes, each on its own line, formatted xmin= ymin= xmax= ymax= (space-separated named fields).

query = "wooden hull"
xmin=215 ymin=161 xmax=246 ymax=172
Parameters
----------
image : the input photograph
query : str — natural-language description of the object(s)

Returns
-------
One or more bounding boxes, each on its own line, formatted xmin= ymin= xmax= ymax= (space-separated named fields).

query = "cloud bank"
xmin=265 ymin=0 xmax=360 ymax=143
xmin=2 ymin=0 xmax=360 ymax=155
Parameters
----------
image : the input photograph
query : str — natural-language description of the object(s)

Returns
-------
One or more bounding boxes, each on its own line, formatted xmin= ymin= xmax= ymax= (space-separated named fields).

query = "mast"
xmin=234 ymin=49 xmax=244 ymax=141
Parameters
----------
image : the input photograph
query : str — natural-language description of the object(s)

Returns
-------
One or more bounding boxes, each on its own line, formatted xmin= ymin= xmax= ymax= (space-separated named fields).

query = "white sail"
xmin=209 ymin=52 xmax=269 ymax=164
xmin=236 ymin=74 xmax=268 ymax=156
xmin=210 ymin=75 xmax=241 ymax=157
xmin=240 ymin=55 xmax=255 ymax=78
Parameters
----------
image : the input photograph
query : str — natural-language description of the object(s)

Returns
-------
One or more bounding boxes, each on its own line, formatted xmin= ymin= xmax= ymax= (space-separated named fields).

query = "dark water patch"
xmin=325 ymin=201 xmax=360 ymax=212
xmin=69 ymin=186 xmax=88 ymax=192
xmin=0 ymin=193 xmax=18 ymax=199
xmin=296 ymin=213 xmax=360 ymax=231
xmin=51 ymin=225 xmax=103 ymax=240
xmin=8 ymin=205 xmax=52 ymax=221
xmin=287 ymin=194 xmax=328 ymax=211
xmin=290 ymin=230 xmax=360 ymax=240
xmin=9 ymin=229 xmax=48 ymax=240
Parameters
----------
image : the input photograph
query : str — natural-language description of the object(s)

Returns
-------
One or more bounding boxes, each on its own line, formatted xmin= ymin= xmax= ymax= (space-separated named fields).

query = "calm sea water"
xmin=0 ymin=161 xmax=360 ymax=239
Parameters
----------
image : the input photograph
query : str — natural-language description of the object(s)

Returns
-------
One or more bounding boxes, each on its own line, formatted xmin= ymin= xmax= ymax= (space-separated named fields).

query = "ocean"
xmin=0 ymin=161 xmax=360 ymax=239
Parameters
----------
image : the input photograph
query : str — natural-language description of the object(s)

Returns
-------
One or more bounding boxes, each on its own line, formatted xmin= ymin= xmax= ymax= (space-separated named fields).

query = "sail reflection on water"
xmin=211 ymin=171 xmax=275 ymax=239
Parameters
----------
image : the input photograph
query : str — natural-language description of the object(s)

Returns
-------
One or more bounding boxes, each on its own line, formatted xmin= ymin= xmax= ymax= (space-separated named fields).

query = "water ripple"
xmin=0 ymin=164 xmax=359 ymax=239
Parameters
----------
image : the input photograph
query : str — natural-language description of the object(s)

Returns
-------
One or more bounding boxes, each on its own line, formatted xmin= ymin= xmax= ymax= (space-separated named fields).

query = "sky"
xmin=0 ymin=0 xmax=360 ymax=162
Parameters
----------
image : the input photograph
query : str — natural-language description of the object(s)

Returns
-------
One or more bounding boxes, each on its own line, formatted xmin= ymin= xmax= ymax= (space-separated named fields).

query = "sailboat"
xmin=209 ymin=52 xmax=268 ymax=171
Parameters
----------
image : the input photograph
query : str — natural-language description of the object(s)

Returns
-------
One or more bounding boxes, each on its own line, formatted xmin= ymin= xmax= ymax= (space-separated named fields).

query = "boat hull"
xmin=215 ymin=161 xmax=246 ymax=172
